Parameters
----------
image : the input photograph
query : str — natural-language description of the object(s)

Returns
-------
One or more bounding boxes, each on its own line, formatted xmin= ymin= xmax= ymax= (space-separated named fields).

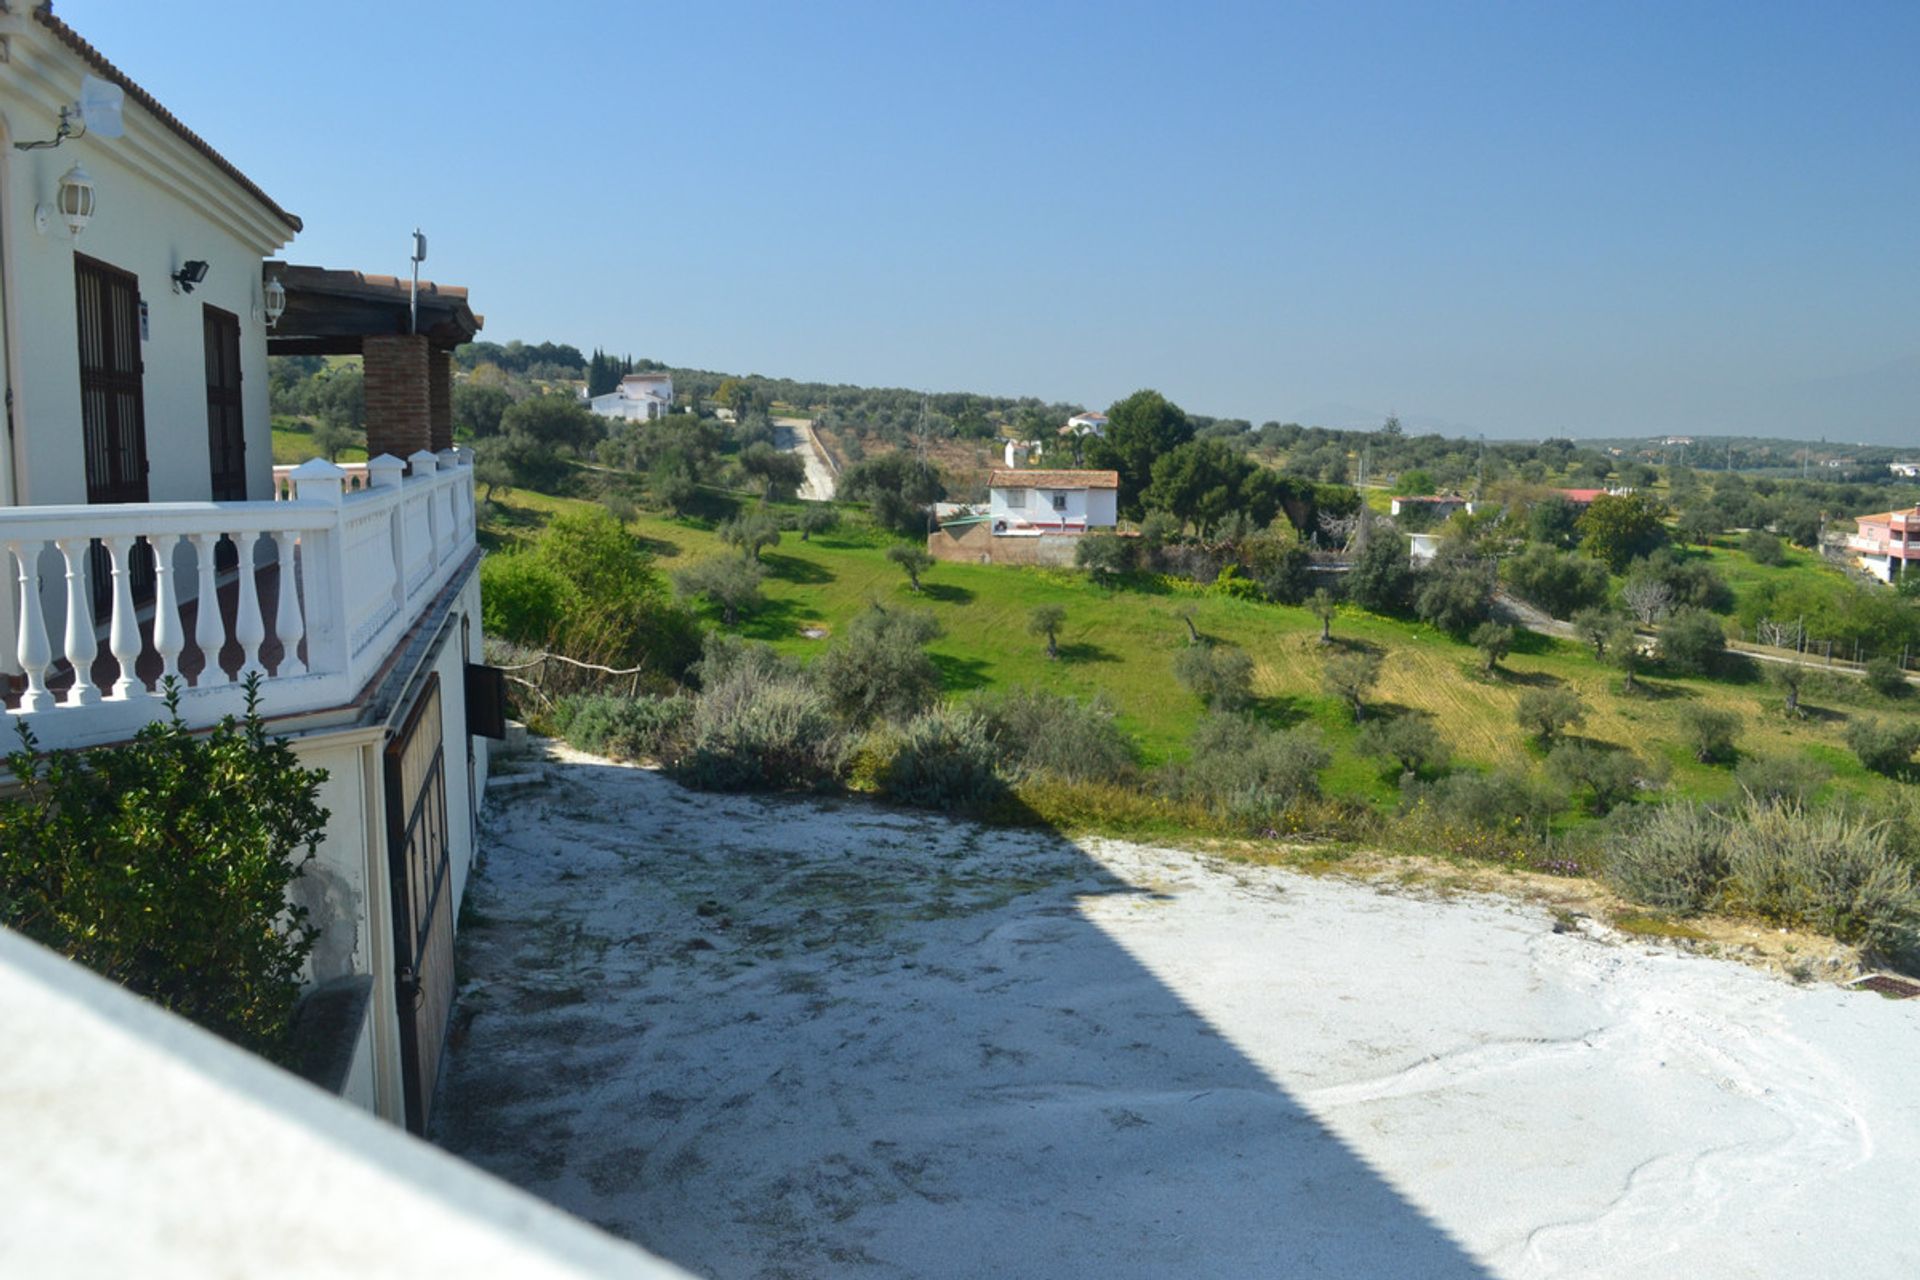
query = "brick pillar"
xmin=363 ymin=334 xmax=432 ymax=462
xmin=428 ymin=347 xmax=454 ymax=453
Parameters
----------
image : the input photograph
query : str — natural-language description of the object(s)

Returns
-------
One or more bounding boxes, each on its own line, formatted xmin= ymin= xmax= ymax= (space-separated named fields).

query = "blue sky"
xmin=65 ymin=1 xmax=1920 ymax=442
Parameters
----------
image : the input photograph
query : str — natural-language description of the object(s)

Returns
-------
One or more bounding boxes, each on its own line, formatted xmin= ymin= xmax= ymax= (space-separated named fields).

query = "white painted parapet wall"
xmin=0 ymin=452 xmax=476 ymax=751
xmin=0 ymin=926 xmax=690 ymax=1278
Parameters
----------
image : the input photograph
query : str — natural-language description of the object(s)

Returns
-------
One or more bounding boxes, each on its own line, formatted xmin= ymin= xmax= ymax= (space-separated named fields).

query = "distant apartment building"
xmin=587 ymin=372 xmax=674 ymax=422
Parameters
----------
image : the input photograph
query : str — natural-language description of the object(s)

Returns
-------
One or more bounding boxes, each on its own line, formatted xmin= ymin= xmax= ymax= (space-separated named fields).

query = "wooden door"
xmin=203 ymin=305 xmax=246 ymax=501
xmin=384 ymin=674 xmax=455 ymax=1134
xmin=74 ymin=254 xmax=148 ymax=504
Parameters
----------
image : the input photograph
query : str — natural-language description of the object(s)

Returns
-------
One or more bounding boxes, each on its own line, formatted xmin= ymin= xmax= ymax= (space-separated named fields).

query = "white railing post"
xmin=102 ymin=535 xmax=146 ymax=701
xmin=233 ymin=530 xmax=267 ymax=679
xmin=52 ymin=538 xmax=99 ymax=707
xmin=410 ymin=449 xmax=443 ymax=569
xmin=190 ymin=533 xmax=227 ymax=685
xmin=151 ymin=533 xmax=186 ymax=688
xmin=0 ymin=543 xmax=17 ymax=682
xmin=10 ymin=541 xmax=53 ymax=714
xmin=272 ymin=529 xmax=307 ymax=677
xmin=288 ymin=459 xmax=348 ymax=680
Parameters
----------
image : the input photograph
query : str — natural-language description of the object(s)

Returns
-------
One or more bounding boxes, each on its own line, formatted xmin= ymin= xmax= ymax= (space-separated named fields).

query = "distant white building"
xmin=987 ymin=469 xmax=1119 ymax=534
xmin=1002 ymin=439 xmax=1042 ymax=468
xmin=1059 ymin=412 xmax=1107 ymax=438
xmin=1388 ymin=495 xmax=1474 ymax=519
xmin=1890 ymin=462 xmax=1920 ymax=478
xmin=587 ymin=372 xmax=674 ymax=423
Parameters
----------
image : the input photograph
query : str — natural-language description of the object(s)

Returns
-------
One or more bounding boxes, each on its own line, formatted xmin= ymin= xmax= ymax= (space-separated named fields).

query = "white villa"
xmin=587 ymin=371 xmax=674 ymax=422
xmin=987 ymin=468 xmax=1119 ymax=534
xmin=1845 ymin=505 xmax=1920 ymax=584
xmin=0 ymin=2 xmax=496 ymax=1141
xmin=1060 ymin=411 xmax=1107 ymax=438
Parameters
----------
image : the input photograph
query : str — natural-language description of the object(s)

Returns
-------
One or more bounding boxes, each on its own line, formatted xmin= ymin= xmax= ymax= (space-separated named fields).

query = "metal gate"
xmin=384 ymin=673 xmax=454 ymax=1134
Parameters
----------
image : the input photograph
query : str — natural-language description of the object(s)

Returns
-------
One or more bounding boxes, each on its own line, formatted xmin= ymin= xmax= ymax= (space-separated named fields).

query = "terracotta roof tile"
xmin=33 ymin=4 xmax=301 ymax=233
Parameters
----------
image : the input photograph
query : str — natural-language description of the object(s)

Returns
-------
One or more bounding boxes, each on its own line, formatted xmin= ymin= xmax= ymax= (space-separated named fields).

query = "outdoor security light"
xmin=263 ymin=275 xmax=286 ymax=327
xmin=55 ymin=164 xmax=94 ymax=236
xmin=172 ymin=260 xmax=210 ymax=293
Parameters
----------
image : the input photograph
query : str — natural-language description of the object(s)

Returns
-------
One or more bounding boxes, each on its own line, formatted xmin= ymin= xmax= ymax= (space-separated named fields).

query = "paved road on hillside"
xmin=773 ymin=417 xmax=835 ymax=502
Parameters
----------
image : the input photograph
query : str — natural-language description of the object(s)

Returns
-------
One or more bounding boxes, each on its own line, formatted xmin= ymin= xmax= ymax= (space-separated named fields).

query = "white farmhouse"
xmin=987 ymin=469 xmax=1119 ymax=534
xmin=587 ymin=371 xmax=674 ymax=422
xmin=0 ymin=4 xmax=494 ymax=1136
xmin=1060 ymin=411 xmax=1107 ymax=438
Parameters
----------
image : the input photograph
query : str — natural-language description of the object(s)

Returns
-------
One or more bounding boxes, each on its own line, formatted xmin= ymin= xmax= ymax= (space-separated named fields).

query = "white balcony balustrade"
xmin=270 ymin=461 xmax=372 ymax=501
xmin=0 ymin=452 xmax=476 ymax=751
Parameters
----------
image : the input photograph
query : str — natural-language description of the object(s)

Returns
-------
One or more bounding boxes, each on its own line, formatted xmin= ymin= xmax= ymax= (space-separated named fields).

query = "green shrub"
xmin=1075 ymin=531 xmax=1138 ymax=580
xmin=1210 ymin=564 xmax=1264 ymax=601
xmin=1551 ymin=741 xmax=1659 ymax=815
xmin=1741 ymin=529 xmax=1786 ymax=565
xmin=1722 ymin=800 xmax=1920 ymax=952
xmin=1414 ymin=557 xmax=1494 ymax=635
xmin=523 ymin=507 xmax=701 ymax=675
xmin=480 ymin=552 xmax=574 ymax=647
xmin=1657 ymin=607 xmax=1726 ymax=676
xmin=0 ymin=680 xmax=327 ymax=1062
xmin=1355 ymin=716 xmax=1450 ymax=777
xmin=1515 ymin=686 xmax=1584 ymax=745
xmin=1864 ymin=657 xmax=1909 ymax=699
xmin=813 ymin=606 xmax=943 ymax=724
xmin=1603 ymin=802 xmax=1726 ymax=913
xmin=1319 ymin=648 xmax=1382 ymax=722
xmin=674 ymin=669 xmax=843 ymax=792
xmin=1845 ymin=717 xmax=1920 ymax=777
xmin=1163 ymin=714 xmax=1330 ymax=830
xmin=1415 ymin=766 xmax=1564 ymax=836
xmin=1733 ymin=753 xmax=1829 ymax=804
xmin=1502 ymin=544 xmax=1610 ymax=619
xmin=881 ymin=706 xmax=1004 ymax=812
xmin=552 ymin=693 xmax=692 ymax=762
xmin=973 ymin=688 xmax=1135 ymax=785
xmin=1173 ymin=643 xmax=1256 ymax=712
xmin=1678 ymin=706 xmax=1741 ymax=764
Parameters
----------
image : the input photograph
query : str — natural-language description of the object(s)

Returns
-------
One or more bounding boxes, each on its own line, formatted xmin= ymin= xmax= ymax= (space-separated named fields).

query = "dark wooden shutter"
xmin=203 ymin=305 xmax=246 ymax=501
xmin=74 ymin=254 xmax=149 ymax=505
xmin=384 ymin=675 xmax=454 ymax=1134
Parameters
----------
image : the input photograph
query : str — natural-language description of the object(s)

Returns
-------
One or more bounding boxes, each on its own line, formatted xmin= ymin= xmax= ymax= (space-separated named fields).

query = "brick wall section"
xmin=428 ymin=348 xmax=453 ymax=452
xmin=363 ymin=334 xmax=432 ymax=461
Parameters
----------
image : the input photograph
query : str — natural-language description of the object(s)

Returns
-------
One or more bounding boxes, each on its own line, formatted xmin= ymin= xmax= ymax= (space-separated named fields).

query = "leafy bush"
xmin=1550 ymin=741 xmax=1658 ymax=815
xmin=814 ymin=607 xmax=943 ymax=724
xmin=973 ymin=688 xmax=1134 ymax=785
xmin=1356 ymin=716 xmax=1450 ymax=778
xmin=1864 ymin=657 xmax=1909 ymax=700
xmin=552 ymin=693 xmax=692 ymax=762
xmin=674 ymin=667 xmax=843 ymax=792
xmin=1734 ymin=754 xmax=1829 ymax=804
xmin=1347 ymin=529 xmax=1417 ymax=614
xmin=1845 ymin=717 xmax=1920 ymax=777
xmin=1414 ymin=557 xmax=1494 ymax=635
xmin=1678 ymin=706 xmax=1741 ymax=764
xmin=1174 ymin=643 xmax=1256 ymax=712
xmin=1404 ymin=766 xmax=1565 ymax=848
xmin=1657 ymin=607 xmax=1726 ymax=676
xmin=1741 ymin=529 xmax=1786 ymax=565
xmin=1723 ymin=800 xmax=1920 ymax=951
xmin=480 ymin=552 xmax=574 ymax=647
xmin=0 ymin=681 xmax=327 ymax=1062
xmin=1163 ymin=714 xmax=1330 ymax=830
xmin=1515 ymin=686 xmax=1585 ymax=745
xmin=673 ymin=555 xmax=766 ymax=627
xmin=1210 ymin=564 xmax=1264 ymax=601
xmin=1502 ymin=544 xmax=1610 ymax=619
xmin=525 ymin=507 xmax=701 ymax=675
xmin=1603 ymin=802 xmax=1727 ymax=913
xmin=1075 ymin=531 xmax=1138 ymax=581
xmin=880 ymin=706 xmax=1004 ymax=812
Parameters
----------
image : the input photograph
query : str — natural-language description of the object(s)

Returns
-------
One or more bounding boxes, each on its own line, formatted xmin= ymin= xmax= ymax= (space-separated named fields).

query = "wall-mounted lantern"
xmin=263 ymin=275 xmax=286 ymax=328
xmin=54 ymin=163 xmax=94 ymax=237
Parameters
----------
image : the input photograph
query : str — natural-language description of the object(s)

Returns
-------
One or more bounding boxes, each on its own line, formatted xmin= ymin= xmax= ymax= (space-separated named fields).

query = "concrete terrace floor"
xmin=433 ymin=747 xmax=1920 ymax=1280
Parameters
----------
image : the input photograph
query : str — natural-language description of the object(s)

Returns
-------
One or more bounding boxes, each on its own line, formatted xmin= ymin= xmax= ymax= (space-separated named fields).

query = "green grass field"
xmin=271 ymin=417 xmax=367 ymax=466
xmin=479 ymin=486 xmax=1920 ymax=823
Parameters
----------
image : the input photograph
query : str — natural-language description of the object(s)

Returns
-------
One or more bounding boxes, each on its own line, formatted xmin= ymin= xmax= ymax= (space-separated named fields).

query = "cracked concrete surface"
xmin=435 ymin=749 xmax=1920 ymax=1279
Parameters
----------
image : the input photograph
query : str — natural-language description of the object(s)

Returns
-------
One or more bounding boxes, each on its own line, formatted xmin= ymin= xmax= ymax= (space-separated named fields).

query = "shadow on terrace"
xmin=433 ymin=757 xmax=1492 ymax=1279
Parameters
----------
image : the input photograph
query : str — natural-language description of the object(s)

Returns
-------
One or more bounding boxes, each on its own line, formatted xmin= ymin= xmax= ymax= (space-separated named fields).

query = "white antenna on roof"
xmin=409 ymin=229 xmax=427 ymax=334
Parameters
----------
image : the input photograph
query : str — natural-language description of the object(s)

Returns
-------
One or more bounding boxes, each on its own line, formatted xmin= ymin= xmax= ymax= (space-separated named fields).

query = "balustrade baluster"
xmin=0 ymin=544 xmax=17 ymax=683
xmin=234 ymin=530 xmax=267 ymax=678
xmin=273 ymin=530 xmax=307 ymax=676
xmin=151 ymin=533 xmax=186 ymax=688
xmin=53 ymin=538 xmax=99 ymax=706
xmin=102 ymin=535 xmax=146 ymax=700
xmin=190 ymin=533 xmax=227 ymax=684
xmin=10 ymin=541 xmax=53 ymax=713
